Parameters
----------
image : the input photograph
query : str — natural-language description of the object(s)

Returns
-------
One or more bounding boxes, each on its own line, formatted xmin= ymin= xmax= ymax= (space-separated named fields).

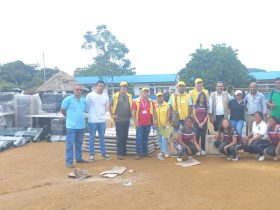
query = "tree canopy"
xmin=74 ymin=25 xmax=135 ymax=82
xmin=178 ymin=44 xmax=255 ymax=91
xmin=0 ymin=60 xmax=60 ymax=91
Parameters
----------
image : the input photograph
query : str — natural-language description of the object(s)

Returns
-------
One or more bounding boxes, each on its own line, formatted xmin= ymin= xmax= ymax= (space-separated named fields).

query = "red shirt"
xmin=132 ymin=98 xmax=155 ymax=126
xmin=268 ymin=125 xmax=280 ymax=146
xmin=194 ymin=105 xmax=207 ymax=123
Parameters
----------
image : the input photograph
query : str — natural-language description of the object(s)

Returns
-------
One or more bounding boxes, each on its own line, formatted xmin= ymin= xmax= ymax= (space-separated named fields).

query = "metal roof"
xmin=250 ymin=71 xmax=280 ymax=80
xmin=76 ymin=74 xmax=178 ymax=85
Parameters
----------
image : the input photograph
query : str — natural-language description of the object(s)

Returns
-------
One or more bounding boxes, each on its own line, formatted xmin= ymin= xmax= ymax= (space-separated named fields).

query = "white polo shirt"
xmin=252 ymin=120 xmax=268 ymax=139
xmin=86 ymin=91 xmax=109 ymax=123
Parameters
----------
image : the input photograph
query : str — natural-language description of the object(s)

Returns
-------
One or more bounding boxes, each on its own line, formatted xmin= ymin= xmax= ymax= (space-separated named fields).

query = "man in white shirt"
xmin=86 ymin=80 xmax=111 ymax=161
xmin=209 ymin=81 xmax=232 ymax=131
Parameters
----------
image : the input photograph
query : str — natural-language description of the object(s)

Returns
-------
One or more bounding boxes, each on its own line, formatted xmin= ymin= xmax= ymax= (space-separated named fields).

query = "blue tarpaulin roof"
xmin=76 ymin=74 xmax=178 ymax=85
xmin=75 ymin=71 xmax=280 ymax=85
xmin=250 ymin=71 xmax=280 ymax=80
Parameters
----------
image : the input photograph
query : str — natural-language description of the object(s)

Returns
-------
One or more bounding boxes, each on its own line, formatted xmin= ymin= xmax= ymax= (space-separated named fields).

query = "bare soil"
xmin=1 ymin=142 xmax=280 ymax=210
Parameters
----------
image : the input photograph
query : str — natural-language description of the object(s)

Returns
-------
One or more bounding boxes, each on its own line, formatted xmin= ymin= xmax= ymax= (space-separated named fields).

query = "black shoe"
xmin=143 ymin=153 xmax=153 ymax=158
xmin=76 ymin=159 xmax=88 ymax=163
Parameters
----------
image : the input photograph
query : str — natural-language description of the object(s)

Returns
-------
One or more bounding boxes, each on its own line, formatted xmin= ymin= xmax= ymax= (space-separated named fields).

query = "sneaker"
xmin=135 ymin=155 xmax=141 ymax=160
xmin=157 ymin=154 xmax=165 ymax=161
xmin=232 ymin=156 xmax=239 ymax=161
xmin=258 ymin=155 xmax=265 ymax=161
xmin=200 ymin=150 xmax=206 ymax=156
xmin=117 ymin=155 xmax=124 ymax=160
xmin=89 ymin=155 xmax=94 ymax=162
xmin=164 ymin=153 xmax=170 ymax=158
xmin=76 ymin=159 xmax=88 ymax=163
xmin=188 ymin=156 xmax=193 ymax=160
xmin=102 ymin=155 xmax=112 ymax=160
xmin=273 ymin=156 xmax=278 ymax=161
xmin=66 ymin=163 xmax=74 ymax=168
xmin=226 ymin=156 xmax=232 ymax=160
xmin=177 ymin=157 xmax=183 ymax=162
xmin=195 ymin=152 xmax=201 ymax=156
xmin=255 ymin=154 xmax=261 ymax=159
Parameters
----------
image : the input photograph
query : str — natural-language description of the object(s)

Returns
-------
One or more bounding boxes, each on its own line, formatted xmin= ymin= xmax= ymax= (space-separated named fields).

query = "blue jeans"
xmin=88 ymin=122 xmax=107 ymax=156
xmin=136 ymin=125 xmax=151 ymax=155
xmin=230 ymin=120 xmax=244 ymax=137
xmin=156 ymin=128 xmax=168 ymax=154
xmin=66 ymin=128 xmax=85 ymax=164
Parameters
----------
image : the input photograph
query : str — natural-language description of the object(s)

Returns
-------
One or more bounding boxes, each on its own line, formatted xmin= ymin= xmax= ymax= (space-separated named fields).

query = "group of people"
xmin=60 ymin=77 xmax=280 ymax=167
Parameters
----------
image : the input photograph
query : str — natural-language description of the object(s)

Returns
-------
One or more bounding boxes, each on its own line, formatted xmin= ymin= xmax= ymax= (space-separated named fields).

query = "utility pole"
xmin=43 ymin=53 xmax=46 ymax=82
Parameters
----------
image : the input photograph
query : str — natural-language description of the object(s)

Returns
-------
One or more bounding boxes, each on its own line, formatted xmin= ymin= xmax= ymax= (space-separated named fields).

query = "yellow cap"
xmin=177 ymin=81 xmax=186 ymax=86
xmin=141 ymin=87 xmax=149 ymax=92
xmin=156 ymin=92 xmax=163 ymax=97
xmin=195 ymin=78 xmax=203 ymax=84
xmin=120 ymin=81 xmax=128 ymax=86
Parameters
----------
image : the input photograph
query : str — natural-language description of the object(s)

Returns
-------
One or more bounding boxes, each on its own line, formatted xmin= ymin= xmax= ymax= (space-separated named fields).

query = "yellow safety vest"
xmin=170 ymin=93 xmax=190 ymax=120
xmin=189 ymin=88 xmax=209 ymax=104
xmin=111 ymin=92 xmax=132 ymax=115
xmin=134 ymin=97 xmax=154 ymax=122
xmin=155 ymin=101 xmax=169 ymax=127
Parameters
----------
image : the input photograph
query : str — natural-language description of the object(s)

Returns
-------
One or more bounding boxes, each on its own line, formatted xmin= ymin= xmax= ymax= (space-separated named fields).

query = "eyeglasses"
xmin=74 ymin=89 xmax=82 ymax=91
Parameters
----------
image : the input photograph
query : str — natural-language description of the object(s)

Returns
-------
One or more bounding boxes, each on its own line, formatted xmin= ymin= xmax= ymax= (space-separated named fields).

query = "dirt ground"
xmin=1 ymin=142 xmax=280 ymax=210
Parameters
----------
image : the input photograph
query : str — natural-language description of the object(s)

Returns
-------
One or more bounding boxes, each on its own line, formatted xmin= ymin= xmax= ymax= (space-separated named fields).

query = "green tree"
xmin=75 ymin=25 xmax=135 ymax=82
xmin=178 ymin=44 xmax=255 ymax=91
xmin=0 ymin=60 xmax=35 ymax=89
xmin=28 ymin=67 xmax=60 ymax=89
xmin=0 ymin=60 xmax=60 ymax=91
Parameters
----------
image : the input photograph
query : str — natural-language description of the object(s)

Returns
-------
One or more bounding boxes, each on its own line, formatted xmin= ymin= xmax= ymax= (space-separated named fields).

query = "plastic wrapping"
xmin=51 ymin=118 xmax=66 ymax=135
xmin=14 ymin=95 xmax=42 ymax=127
xmin=0 ymin=93 xmax=15 ymax=128
xmin=41 ymin=93 xmax=67 ymax=113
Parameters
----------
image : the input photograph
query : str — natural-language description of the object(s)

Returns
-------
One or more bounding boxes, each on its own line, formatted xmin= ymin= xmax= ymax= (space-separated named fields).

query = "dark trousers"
xmin=214 ymin=140 xmax=242 ymax=158
xmin=265 ymin=144 xmax=278 ymax=157
xmin=115 ymin=121 xmax=130 ymax=156
xmin=244 ymin=140 xmax=270 ymax=156
xmin=195 ymin=123 xmax=207 ymax=150
xmin=174 ymin=141 xmax=198 ymax=157
xmin=214 ymin=115 xmax=224 ymax=131
xmin=136 ymin=125 xmax=151 ymax=155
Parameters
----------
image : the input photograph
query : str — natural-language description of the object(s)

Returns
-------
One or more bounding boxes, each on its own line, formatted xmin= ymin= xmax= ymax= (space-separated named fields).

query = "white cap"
xmin=234 ymin=90 xmax=242 ymax=95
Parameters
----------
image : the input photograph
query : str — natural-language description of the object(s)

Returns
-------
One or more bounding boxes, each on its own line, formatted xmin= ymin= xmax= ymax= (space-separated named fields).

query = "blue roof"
xmin=250 ymin=71 xmax=280 ymax=80
xmin=76 ymin=74 xmax=177 ymax=85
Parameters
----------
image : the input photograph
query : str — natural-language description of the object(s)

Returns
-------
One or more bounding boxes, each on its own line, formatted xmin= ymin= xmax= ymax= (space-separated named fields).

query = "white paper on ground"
xmin=100 ymin=166 xmax=127 ymax=178
xmin=175 ymin=158 xmax=201 ymax=167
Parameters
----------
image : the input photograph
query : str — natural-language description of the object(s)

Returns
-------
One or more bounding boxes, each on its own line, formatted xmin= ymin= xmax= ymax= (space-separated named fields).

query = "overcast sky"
xmin=0 ymin=0 xmax=279 ymax=75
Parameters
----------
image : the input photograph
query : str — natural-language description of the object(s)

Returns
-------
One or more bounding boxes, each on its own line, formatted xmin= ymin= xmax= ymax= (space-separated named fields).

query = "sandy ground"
xmin=1 ymin=141 xmax=280 ymax=210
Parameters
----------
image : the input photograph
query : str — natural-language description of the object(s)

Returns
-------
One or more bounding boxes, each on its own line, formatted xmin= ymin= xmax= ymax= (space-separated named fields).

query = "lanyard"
xmin=141 ymin=98 xmax=148 ymax=110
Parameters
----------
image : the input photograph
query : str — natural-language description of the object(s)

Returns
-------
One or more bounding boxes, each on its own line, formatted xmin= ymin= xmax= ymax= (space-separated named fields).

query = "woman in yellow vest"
xmin=109 ymin=81 xmax=132 ymax=160
xmin=155 ymin=92 xmax=171 ymax=160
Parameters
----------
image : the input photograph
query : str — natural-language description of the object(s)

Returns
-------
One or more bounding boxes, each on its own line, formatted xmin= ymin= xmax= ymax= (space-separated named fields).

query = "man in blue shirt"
xmin=61 ymin=84 xmax=87 ymax=168
xmin=244 ymin=82 xmax=267 ymax=134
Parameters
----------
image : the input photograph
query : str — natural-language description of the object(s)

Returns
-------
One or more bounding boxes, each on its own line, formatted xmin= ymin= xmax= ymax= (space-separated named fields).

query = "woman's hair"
xmin=268 ymin=116 xmax=278 ymax=123
xmin=254 ymin=111 xmax=264 ymax=121
xmin=184 ymin=117 xmax=193 ymax=125
xmin=218 ymin=118 xmax=232 ymax=134
xmin=196 ymin=92 xmax=207 ymax=109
